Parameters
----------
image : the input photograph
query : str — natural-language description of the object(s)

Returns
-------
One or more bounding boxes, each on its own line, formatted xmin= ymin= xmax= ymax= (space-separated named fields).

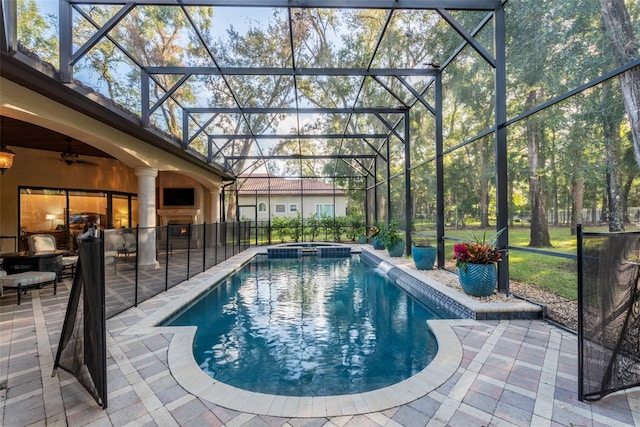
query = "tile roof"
xmin=237 ymin=175 xmax=345 ymax=195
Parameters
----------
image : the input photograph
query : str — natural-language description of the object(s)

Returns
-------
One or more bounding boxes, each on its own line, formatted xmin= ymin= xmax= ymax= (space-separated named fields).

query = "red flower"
xmin=452 ymin=229 xmax=505 ymax=268
xmin=453 ymin=243 xmax=470 ymax=263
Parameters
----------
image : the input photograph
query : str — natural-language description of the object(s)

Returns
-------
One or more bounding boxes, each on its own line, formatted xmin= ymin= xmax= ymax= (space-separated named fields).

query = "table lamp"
xmin=45 ymin=214 xmax=56 ymax=229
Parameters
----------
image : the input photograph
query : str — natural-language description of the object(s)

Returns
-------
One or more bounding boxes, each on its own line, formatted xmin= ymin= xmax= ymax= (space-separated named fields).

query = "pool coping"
xmin=116 ymin=246 xmax=535 ymax=417
xmin=159 ymin=318 xmax=473 ymax=417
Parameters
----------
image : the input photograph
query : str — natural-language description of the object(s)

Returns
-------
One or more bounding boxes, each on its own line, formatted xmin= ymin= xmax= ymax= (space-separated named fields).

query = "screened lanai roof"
xmin=47 ymin=0 xmax=504 ymax=178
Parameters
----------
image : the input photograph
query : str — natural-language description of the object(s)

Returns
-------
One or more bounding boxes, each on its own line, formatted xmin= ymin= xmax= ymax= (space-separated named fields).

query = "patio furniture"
xmin=27 ymin=234 xmax=78 ymax=281
xmin=121 ymin=232 xmax=137 ymax=261
xmin=76 ymin=229 xmax=118 ymax=273
xmin=106 ymin=232 xmax=136 ymax=261
xmin=60 ymin=255 xmax=78 ymax=280
xmin=0 ymin=270 xmax=57 ymax=304
xmin=2 ymin=250 xmax=65 ymax=278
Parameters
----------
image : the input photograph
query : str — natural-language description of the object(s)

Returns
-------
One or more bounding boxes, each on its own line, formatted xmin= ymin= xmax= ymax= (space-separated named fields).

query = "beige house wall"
xmin=157 ymin=171 xmax=208 ymax=221
xmin=238 ymin=194 xmax=346 ymax=221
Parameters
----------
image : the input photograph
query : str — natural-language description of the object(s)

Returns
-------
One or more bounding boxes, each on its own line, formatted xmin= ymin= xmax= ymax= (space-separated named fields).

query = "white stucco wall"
xmin=238 ymin=194 xmax=346 ymax=221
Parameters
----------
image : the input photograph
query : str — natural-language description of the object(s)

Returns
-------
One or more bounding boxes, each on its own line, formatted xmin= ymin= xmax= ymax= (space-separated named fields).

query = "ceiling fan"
xmin=60 ymin=139 xmax=96 ymax=166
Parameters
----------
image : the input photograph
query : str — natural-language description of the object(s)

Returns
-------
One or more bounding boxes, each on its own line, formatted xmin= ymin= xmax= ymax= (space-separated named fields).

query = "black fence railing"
xmin=102 ymin=221 xmax=251 ymax=319
xmin=246 ymin=219 xmax=369 ymax=245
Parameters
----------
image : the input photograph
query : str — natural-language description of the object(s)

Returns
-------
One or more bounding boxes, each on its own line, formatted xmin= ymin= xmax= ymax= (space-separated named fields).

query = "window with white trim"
xmin=258 ymin=202 xmax=267 ymax=212
xmin=289 ymin=204 xmax=298 ymax=213
xmin=275 ymin=204 xmax=286 ymax=213
xmin=315 ymin=204 xmax=334 ymax=217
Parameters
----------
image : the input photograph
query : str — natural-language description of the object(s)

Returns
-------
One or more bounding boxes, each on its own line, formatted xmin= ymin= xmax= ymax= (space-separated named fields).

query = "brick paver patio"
xmin=1 ymin=249 xmax=639 ymax=426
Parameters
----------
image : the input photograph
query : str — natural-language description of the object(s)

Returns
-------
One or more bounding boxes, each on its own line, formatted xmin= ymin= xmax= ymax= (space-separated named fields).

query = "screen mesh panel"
xmin=578 ymin=229 xmax=640 ymax=401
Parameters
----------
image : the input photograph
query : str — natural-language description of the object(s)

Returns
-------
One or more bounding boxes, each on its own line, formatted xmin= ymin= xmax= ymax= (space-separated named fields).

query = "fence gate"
xmin=578 ymin=225 xmax=640 ymax=401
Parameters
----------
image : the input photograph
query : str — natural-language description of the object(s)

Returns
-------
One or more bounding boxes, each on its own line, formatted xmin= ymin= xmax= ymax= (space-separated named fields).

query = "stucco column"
xmin=135 ymin=167 xmax=159 ymax=269
xmin=209 ymin=186 xmax=221 ymax=223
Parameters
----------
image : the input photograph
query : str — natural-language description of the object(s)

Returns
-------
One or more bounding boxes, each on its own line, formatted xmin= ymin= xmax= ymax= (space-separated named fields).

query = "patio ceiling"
xmin=55 ymin=0 xmax=502 ymax=178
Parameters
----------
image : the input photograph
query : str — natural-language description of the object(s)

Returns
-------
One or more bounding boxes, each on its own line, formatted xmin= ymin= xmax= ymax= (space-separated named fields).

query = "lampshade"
xmin=45 ymin=214 xmax=57 ymax=220
xmin=0 ymin=146 xmax=15 ymax=174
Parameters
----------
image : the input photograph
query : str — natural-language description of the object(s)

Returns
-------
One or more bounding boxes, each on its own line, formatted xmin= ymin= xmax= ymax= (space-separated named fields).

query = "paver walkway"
xmin=1 ymin=251 xmax=639 ymax=426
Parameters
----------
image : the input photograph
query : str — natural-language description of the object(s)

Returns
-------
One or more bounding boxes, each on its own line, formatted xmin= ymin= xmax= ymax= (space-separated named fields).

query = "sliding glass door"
xmin=19 ymin=187 xmax=137 ymax=251
xmin=111 ymin=193 xmax=139 ymax=229
xmin=19 ymin=188 xmax=67 ymax=249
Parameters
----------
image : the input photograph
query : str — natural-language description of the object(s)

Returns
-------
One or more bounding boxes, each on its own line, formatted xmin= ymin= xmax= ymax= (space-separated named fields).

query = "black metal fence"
xmin=245 ymin=219 xmax=369 ymax=246
xmin=577 ymin=224 xmax=640 ymax=401
xmin=102 ymin=221 xmax=251 ymax=319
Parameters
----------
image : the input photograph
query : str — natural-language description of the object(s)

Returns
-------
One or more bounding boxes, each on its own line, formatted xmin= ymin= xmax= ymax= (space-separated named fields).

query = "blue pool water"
xmin=166 ymin=255 xmax=443 ymax=396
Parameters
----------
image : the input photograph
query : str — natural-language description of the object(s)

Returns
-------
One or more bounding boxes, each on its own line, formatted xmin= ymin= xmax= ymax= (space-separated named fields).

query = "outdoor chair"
xmin=28 ymin=233 xmax=55 ymax=251
xmin=0 ymin=270 xmax=57 ymax=305
xmin=121 ymin=232 xmax=137 ymax=261
xmin=27 ymin=234 xmax=78 ymax=281
xmin=104 ymin=232 xmax=135 ymax=271
xmin=74 ymin=228 xmax=117 ymax=273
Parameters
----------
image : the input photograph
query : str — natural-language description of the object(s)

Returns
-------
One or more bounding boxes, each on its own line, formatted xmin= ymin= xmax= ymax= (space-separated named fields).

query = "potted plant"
xmin=379 ymin=221 xmax=404 ymax=257
xmin=369 ymin=225 xmax=385 ymax=249
xmin=357 ymin=223 xmax=367 ymax=244
xmin=412 ymin=239 xmax=436 ymax=270
xmin=452 ymin=229 xmax=505 ymax=297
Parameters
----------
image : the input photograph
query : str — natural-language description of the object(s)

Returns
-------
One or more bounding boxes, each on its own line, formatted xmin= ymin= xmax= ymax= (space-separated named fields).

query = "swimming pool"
xmin=166 ymin=254 xmax=446 ymax=396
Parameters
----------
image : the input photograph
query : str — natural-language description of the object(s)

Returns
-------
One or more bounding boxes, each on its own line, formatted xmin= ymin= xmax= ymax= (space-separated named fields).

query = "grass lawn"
xmin=441 ymin=225 xmax=635 ymax=300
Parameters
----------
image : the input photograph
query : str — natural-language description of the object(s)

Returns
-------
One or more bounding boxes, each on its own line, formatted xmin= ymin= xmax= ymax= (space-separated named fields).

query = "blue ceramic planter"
xmin=372 ymin=236 xmax=385 ymax=250
xmin=412 ymin=246 xmax=436 ymax=270
xmin=358 ymin=235 xmax=367 ymax=244
xmin=387 ymin=240 xmax=404 ymax=257
xmin=457 ymin=263 xmax=497 ymax=297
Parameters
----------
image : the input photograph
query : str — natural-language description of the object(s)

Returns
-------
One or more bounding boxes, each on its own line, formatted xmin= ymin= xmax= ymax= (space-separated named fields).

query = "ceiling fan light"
xmin=0 ymin=146 xmax=15 ymax=174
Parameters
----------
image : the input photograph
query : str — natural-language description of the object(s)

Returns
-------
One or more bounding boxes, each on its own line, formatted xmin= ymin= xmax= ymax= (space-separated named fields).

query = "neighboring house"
xmin=237 ymin=176 xmax=346 ymax=221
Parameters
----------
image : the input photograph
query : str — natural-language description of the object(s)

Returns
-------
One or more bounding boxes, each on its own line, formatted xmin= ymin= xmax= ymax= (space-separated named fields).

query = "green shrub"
xmin=305 ymin=214 xmax=320 ymax=241
xmin=320 ymin=215 xmax=334 ymax=241
xmin=346 ymin=215 xmax=365 ymax=241
xmin=333 ymin=217 xmax=348 ymax=242
xmin=272 ymin=217 xmax=288 ymax=242
xmin=287 ymin=214 xmax=302 ymax=242
xmin=379 ymin=221 xmax=402 ymax=250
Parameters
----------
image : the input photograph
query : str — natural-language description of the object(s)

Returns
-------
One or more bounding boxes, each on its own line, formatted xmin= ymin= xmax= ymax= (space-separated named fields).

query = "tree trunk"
xmin=550 ymin=134 xmax=559 ymax=226
xmin=622 ymin=174 xmax=634 ymax=223
xmin=479 ymin=176 xmax=490 ymax=228
xmin=479 ymin=139 xmax=491 ymax=228
xmin=600 ymin=0 xmax=640 ymax=169
xmin=603 ymin=85 xmax=625 ymax=231
xmin=508 ymin=180 xmax=514 ymax=228
xmin=601 ymin=191 xmax=608 ymax=223
xmin=226 ymin=187 xmax=238 ymax=222
xmin=570 ymin=162 xmax=584 ymax=236
xmin=526 ymin=89 xmax=552 ymax=247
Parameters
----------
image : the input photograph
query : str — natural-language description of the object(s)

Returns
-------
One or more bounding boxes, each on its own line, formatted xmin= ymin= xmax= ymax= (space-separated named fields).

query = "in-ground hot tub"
xmin=267 ymin=242 xmax=351 ymax=258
